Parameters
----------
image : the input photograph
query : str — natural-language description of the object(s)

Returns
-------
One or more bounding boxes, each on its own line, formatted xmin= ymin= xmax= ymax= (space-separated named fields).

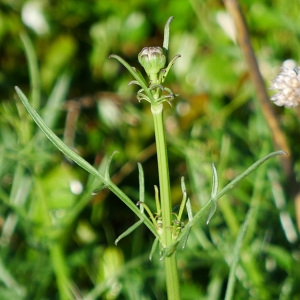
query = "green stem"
xmin=49 ymin=243 xmax=72 ymax=300
xmin=152 ymin=102 xmax=180 ymax=300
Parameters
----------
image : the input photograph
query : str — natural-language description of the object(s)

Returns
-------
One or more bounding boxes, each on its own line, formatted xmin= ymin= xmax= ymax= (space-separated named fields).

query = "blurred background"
xmin=0 ymin=0 xmax=300 ymax=299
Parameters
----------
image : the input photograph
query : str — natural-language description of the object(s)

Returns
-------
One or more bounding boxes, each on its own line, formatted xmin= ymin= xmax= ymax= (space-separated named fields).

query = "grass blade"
xmin=225 ymin=207 xmax=253 ymax=300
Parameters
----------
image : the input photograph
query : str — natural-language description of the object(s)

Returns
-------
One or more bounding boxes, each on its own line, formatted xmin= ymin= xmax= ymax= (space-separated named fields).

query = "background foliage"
xmin=0 ymin=0 xmax=300 ymax=299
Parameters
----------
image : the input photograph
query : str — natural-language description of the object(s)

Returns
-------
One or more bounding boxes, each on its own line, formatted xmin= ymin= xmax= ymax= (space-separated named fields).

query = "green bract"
xmin=138 ymin=46 xmax=166 ymax=76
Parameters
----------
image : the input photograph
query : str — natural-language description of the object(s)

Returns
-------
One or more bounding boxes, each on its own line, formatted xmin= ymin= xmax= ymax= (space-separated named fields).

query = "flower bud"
xmin=138 ymin=47 xmax=166 ymax=76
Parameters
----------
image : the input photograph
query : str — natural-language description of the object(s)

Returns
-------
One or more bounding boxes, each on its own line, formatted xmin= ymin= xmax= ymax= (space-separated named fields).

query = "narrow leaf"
xmin=149 ymin=237 xmax=159 ymax=261
xmin=215 ymin=151 xmax=286 ymax=202
xmin=177 ymin=176 xmax=188 ymax=222
xmin=206 ymin=163 xmax=218 ymax=225
xmin=15 ymin=87 xmax=159 ymax=239
xmin=109 ymin=54 xmax=153 ymax=101
xmin=163 ymin=16 xmax=174 ymax=54
xmin=20 ymin=32 xmax=40 ymax=108
xmin=138 ymin=163 xmax=145 ymax=211
xmin=186 ymin=198 xmax=193 ymax=221
xmin=115 ymin=219 xmax=144 ymax=245
xmin=15 ymin=87 xmax=105 ymax=182
xmin=181 ymin=227 xmax=191 ymax=250
xmin=164 ymin=151 xmax=286 ymax=252
xmin=104 ymin=151 xmax=119 ymax=181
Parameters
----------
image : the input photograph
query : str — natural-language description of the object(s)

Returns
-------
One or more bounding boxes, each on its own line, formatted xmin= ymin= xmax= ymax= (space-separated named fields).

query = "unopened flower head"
xmin=138 ymin=47 xmax=166 ymax=76
xmin=270 ymin=66 xmax=300 ymax=108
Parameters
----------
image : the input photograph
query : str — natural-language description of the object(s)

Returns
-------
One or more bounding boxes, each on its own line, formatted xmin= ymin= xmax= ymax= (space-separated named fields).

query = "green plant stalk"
xmin=15 ymin=86 xmax=180 ymax=298
xmin=152 ymin=102 xmax=180 ymax=300
xmin=49 ymin=243 xmax=72 ymax=300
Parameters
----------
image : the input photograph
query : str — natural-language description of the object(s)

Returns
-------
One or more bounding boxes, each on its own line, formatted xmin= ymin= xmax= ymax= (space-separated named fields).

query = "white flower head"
xmin=270 ymin=65 xmax=300 ymax=108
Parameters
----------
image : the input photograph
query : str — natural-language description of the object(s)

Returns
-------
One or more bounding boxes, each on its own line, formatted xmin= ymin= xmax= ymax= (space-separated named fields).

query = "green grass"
xmin=1 ymin=1 xmax=300 ymax=299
